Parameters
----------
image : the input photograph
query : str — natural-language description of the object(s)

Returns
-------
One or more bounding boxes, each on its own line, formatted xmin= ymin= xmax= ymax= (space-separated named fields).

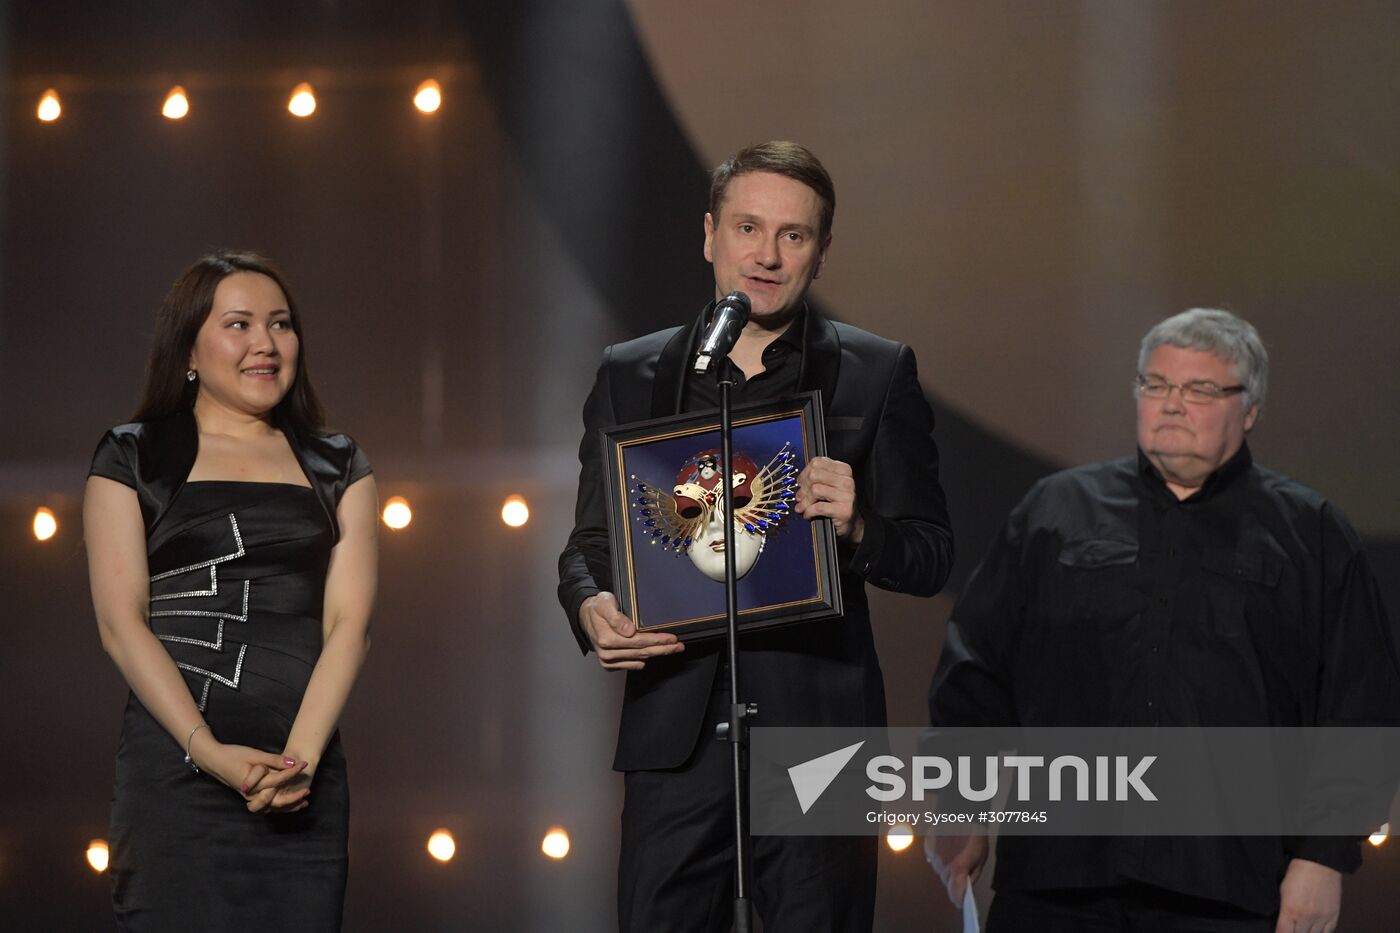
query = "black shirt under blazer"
xmin=559 ymin=307 xmax=955 ymax=772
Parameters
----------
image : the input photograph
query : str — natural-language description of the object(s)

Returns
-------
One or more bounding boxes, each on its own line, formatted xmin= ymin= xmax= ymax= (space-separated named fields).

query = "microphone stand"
xmin=714 ymin=355 xmax=757 ymax=932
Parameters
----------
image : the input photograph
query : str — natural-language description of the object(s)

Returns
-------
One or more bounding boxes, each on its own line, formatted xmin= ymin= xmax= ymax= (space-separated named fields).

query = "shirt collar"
xmin=698 ymin=300 xmax=807 ymax=357
xmin=770 ymin=305 xmax=807 ymax=355
xmin=1136 ymin=440 xmax=1254 ymax=504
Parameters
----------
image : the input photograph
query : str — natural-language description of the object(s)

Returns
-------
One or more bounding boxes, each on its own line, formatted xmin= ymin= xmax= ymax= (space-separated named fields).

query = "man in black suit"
xmin=559 ymin=141 xmax=954 ymax=932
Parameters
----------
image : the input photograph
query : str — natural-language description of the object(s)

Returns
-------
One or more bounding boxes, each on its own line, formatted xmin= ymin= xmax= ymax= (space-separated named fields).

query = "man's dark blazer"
xmin=559 ymin=307 xmax=954 ymax=772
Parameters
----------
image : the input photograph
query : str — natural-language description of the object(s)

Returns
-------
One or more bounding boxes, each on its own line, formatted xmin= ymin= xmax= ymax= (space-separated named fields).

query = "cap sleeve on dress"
xmin=89 ymin=428 xmax=138 ymax=489
xmin=346 ymin=440 xmax=373 ymax=487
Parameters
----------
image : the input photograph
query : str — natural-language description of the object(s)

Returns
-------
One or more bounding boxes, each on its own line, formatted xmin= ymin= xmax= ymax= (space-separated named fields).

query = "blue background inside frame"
xmin=621 ymin=414 xmax=822 ymax=630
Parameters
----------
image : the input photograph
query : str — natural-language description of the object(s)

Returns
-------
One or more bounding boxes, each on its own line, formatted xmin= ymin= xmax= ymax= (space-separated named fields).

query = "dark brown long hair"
xmin=133 ymin=251 xmax=325 ymax=433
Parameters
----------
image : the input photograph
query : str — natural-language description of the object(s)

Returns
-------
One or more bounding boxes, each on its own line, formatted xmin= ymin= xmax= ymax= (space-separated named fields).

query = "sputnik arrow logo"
xmin=788 ymin=741 xmax=866 ymax=814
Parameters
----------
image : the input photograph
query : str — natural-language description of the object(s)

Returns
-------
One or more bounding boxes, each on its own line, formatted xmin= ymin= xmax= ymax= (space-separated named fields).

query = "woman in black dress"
xmin=84 ymin=252 xmax=377 ymax=931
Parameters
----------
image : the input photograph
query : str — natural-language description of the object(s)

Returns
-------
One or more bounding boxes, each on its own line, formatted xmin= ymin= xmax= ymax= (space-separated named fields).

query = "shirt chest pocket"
xmin=1199 ymin=547 xmax=1284 ymax=637
xmin=1054 ymin=537 xmax=1143 ymax=624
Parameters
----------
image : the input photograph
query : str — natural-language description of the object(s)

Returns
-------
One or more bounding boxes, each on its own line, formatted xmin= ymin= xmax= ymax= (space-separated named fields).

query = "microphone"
xmin=693 ymin=291 xmax=751 ymax=374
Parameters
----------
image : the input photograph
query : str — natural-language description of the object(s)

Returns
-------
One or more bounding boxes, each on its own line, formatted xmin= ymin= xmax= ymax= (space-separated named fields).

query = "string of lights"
xmin=84 ymin=824 xmax=583 ymax=877
xmin=19 ymin=62 xmax=465 ymax=123
xmin=32 ymin=76 xmax=448 ymax=123
xmin=25 ymin=493 xmax=531 ymax=542
xmin=82 ymin=810 xmax=1295 ymax=879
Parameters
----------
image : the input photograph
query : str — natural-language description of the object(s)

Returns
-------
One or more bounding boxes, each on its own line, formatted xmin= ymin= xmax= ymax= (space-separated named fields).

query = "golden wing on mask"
xmin=733 ymin=442 xmax=798 ymax=535
xmin=629 ymin=475 xmax=705 ymax=555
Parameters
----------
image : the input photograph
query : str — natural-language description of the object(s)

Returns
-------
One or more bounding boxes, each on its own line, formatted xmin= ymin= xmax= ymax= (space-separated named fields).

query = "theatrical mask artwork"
xmin=630 ymin=443 xmax=798 ymax=582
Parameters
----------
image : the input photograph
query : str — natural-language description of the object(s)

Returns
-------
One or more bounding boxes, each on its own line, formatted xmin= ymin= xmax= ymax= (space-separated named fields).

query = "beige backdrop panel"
xmin=627 ymin=0 xmax=1400 ymax=533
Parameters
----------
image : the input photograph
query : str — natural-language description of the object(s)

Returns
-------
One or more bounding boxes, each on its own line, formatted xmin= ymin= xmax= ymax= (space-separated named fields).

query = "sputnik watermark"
xmin=868 ymin=809 xmax=1049 ymax=827
xmin=865 ymin=754 xmax=1157 ymax=803
xmin=749 ymin=726 xmax=1400 ymax=836
xmin=787 ymin=741 xmax=866 ymax=814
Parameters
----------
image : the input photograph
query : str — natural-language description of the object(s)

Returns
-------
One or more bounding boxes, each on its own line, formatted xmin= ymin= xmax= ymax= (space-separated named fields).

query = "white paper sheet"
xmin=962 ymin=883 xmax=980 ymax=933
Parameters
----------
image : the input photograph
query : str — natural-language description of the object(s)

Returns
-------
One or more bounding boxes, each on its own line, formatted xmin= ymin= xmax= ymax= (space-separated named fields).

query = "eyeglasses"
xmin=1135 ymin=375 xmax=1246 ymax=404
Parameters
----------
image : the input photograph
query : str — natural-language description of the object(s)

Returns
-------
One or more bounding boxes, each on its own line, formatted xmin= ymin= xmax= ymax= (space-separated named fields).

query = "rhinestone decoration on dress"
xmin=148 ymin=513 xmax=250 ymax=711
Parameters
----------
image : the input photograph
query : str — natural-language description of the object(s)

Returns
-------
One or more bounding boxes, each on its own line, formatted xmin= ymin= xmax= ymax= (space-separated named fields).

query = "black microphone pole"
xmin=717 ymin=356 xmax=757 ymax=933
xmin=694 ymin=292 xmax=756 ymax=931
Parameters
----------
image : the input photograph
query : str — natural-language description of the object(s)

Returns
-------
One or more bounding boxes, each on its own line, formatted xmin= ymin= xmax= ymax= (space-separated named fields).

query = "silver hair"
xmin=1138 ymin=308 xmax=1268 ymax=408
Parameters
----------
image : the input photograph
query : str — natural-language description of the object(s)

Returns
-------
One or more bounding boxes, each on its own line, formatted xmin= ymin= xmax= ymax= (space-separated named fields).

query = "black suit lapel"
xmin=799 ymin=308 xmax=842 ymax=408
xmin=652 ymin=304 xmax=841 ymax=417
xmin=650 ymin=306 xmax=709 ymax=418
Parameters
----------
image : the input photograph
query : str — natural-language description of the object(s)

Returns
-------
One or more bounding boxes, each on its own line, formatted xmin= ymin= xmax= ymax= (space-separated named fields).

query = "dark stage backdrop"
xmin=0 ymin=2 xmax=1396 ymax=930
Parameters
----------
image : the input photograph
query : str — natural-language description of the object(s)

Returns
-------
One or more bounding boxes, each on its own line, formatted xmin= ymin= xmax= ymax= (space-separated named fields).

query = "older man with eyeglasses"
xmin=925 ymin=308 xmax=1400 ymax=932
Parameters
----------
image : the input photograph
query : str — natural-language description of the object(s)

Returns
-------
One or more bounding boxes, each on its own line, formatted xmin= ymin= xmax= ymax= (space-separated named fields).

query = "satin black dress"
xmin=105 ymin=479 xmax=351 ymax=931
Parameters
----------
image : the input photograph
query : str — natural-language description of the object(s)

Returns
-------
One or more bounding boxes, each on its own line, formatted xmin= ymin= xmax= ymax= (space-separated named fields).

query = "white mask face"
xmin=687 ymin=501 xmax=765 ymax=582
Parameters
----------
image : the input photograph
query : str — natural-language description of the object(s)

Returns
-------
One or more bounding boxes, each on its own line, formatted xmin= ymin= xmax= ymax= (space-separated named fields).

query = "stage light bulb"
xmin=162 ymin=86 xmax=189 ymax=120
xmin=33 ymin=507 xmax=57 ymax=542
xmin=885 ymin=824 xmax=915 ymax=852
xmin=414 ymin=79 xmax=442 ymax=114
xmin=288 ymin=83 xmax=316 ymax=118
xmin=541 ymin=828 xmax=570 ymax=860
xmin=427 ymin=829 xmax=455 ymax=862
xmin=382 ymin=497 xmax=413 ymax=530
xmin=37 ymin=90 xmax=61 ymax=122
xmin=87 ymin=839 xmax=110 ymax=872
xmin=1369 ymin=823 xmax=1389 ymax=847
xmin=501 ymin=495 xmax=529 ymax=528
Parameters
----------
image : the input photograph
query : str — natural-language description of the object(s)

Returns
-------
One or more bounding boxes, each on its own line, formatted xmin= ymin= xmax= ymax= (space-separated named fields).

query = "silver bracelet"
xmin=184 ymin=723 xmax=210 ymax=773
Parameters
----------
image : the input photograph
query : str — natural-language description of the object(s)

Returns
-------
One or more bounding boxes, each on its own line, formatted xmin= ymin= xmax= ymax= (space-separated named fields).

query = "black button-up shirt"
xmin=684 ymin=306 xmax=804 ymax=685
xmin=928 ymin=442 xmax=1400 ymax=915
xmin=682 ymin=305 xmax=804 ymax=411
